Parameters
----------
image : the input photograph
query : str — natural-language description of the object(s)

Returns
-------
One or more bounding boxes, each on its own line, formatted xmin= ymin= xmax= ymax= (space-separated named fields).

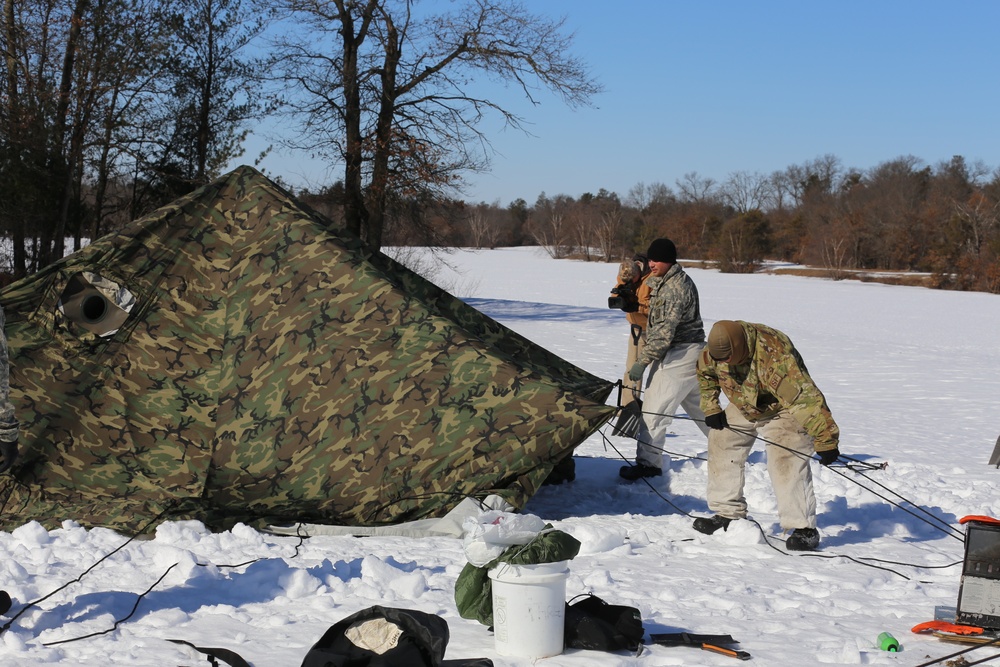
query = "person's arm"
xmin=696 ymin=350 xmax=725 ymax=417
xmin=762 ymin=350 xmax=839 ymax=451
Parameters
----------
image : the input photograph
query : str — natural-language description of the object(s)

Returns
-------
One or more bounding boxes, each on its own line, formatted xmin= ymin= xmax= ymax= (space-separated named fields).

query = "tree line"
xmin=0 ymin=0 xmax=598 ymax=279
xmin=366 ymin=153 xmax=998 ymax=294
xmin=1 ymin=0 xmax=265 ymax=277
xmin=3 ymin=1 xmax=996 ymax=295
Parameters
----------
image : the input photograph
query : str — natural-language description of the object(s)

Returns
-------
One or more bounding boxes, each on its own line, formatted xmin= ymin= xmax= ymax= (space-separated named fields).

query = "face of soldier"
xmin=648 ymin=259 xmax=671 ymax=277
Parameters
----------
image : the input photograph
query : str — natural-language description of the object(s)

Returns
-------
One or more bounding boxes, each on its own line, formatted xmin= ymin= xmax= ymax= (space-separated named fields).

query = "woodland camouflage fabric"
xmin=0 ymin=167 xmax=614 ymax=533
xmin=0 ymin=306 xmax=18 ymax=442
xmin=696 ymin=321 xmax=840 ymax=452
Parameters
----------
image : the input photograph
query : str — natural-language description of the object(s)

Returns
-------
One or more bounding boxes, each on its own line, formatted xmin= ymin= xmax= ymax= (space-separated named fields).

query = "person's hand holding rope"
xmin=816 ymin=447 xmax=840 ymax=466
xmin=704 ymin=411 xmax=728 ymax=430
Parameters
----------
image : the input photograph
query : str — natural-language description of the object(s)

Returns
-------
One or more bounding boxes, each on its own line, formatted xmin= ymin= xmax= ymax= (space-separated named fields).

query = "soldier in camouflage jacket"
xmin=693 ymin=320 xmax=840 ymax=551
xmin=0 ymin=306 xmax=19 ymax=474
xmin=620 ymin=239 xmax=710 ymax=481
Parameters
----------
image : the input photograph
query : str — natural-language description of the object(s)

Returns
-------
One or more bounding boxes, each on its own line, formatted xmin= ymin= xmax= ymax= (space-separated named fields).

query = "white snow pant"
xmin=706 ymin=404 xmax=817 ymax=530
xmin=635 ymin=342 xmax=710 ymax=468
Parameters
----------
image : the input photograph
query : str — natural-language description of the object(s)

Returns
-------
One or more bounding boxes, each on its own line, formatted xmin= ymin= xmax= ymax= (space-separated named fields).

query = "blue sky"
xmin=243 ymin=0 xmax=1000 ymax=205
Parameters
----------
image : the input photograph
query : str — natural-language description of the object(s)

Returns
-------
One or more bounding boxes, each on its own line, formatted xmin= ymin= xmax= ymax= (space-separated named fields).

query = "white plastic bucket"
xmin=488 ymin=560 xmax=569 ymax=658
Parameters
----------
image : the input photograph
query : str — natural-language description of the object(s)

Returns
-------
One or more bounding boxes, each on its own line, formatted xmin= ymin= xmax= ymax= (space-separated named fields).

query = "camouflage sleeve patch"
xmin=774 ymin=377 xmax=801 ymax=404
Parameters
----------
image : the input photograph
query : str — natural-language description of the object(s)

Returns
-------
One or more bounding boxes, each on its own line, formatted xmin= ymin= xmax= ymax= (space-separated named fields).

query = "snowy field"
xmin=1 ymin=246 xmax=999 ymax=666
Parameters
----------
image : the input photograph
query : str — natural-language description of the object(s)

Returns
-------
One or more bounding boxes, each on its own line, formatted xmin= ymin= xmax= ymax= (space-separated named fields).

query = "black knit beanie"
xmin=646 ymin=238 xmax=677 ymax=264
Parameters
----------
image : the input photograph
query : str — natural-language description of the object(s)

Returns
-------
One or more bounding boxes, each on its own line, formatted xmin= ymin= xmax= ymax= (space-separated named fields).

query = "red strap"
xmin=911 ymin=620 xmax=984 ymax=635
xmin=959 ymin=515 xmax=1000 ymax=526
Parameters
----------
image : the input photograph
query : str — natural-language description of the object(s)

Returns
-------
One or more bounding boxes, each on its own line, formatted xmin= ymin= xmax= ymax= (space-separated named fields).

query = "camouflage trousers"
xmin=634 ymin=343 xmax=709 ymax=469
xmin=706 ymin=404 xmax=816 ymax=530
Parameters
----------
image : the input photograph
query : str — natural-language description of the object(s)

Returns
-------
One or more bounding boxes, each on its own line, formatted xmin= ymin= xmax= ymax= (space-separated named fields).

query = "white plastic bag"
xmin=462 ymin=510 xmax=547 ymax=567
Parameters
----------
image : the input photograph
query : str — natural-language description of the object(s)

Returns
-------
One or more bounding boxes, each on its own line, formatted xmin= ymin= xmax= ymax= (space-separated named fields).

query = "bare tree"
xmin=269 ymin=0 xmax=601 ymax=251
xmin=467 ymin=208 xmax=490 ymax=248
xmin=626 ymin=180 xmax=673 ymax=212
xmin=766 ymin=169 xmax=796 ymax=212
xmin=625 ymin=182 xmax=652 ymax=211
xmin=720 ymin=170 xmax=772 ymax=214
xmin=482 ymin=205 xmax=504 ymax=248
xmin=779 ymin=154 xmax=843 ymax=208
xmin=595 ymin=207 xmax=622 ymax=261
xmin=821 ymin=236 xmax=850 ymax=278
xmin=572 ymin=213 xmax=594 ymax=260
xmin=530 ymin=193 xmax=573 ymax=257
xmin=531 ymin=212 xmax=567 ymax=258
xmin=954 ymin=192 xmax=1000 ymax=257
xmin=675 ymin=171 xmax=717 ymax=204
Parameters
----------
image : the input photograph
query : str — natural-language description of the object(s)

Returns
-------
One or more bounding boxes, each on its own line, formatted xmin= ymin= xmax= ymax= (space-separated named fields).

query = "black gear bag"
xmin=564 ymin=594 xmax=644 ymax=652
xmin=300 ymin=605 xmax=493 ymax=667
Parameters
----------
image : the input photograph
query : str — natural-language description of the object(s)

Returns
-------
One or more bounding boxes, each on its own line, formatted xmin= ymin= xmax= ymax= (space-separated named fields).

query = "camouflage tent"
xmin=0 ymin=167 xmax=614 ymax=534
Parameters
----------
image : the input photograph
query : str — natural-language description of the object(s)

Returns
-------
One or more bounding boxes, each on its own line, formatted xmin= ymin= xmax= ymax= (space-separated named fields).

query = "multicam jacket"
xmin=0 ymin=306 xmax=18 ymax=443
xmin=697 ymin=321 xmax=839 ymax=452
xmin=636 ymin=263 xmax=705 ymax=367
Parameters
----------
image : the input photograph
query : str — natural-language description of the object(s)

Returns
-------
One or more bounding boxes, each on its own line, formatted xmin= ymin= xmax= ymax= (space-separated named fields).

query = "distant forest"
xmin=3 ymin=0 xmax=995 ymax=293
xmin=0 ymin=0 xmax=599 ymax=278
xmin=301 ymin=153 xmax=1000 ymax=294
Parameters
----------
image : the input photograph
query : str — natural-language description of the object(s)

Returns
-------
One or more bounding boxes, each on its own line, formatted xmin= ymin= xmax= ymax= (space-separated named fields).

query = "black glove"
xmin=705 ymin=412 xmax=728 ymax=430
xmin=817 ymin=447 xmax=840 ymax=466
xmin=0 ymin=439 xmax=17 ymax=474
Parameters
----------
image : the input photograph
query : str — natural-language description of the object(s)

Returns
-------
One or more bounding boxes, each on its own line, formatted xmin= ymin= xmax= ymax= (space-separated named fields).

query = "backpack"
xmin=300 ymin=606 xmax=493 ymax=667
xmin=564 ymin=594 xmax=644 ymax=652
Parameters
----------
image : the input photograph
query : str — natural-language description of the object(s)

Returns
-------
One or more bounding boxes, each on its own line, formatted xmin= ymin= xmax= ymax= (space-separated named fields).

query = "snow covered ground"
xmin=1 ymin=246 xmax=999 ymax=666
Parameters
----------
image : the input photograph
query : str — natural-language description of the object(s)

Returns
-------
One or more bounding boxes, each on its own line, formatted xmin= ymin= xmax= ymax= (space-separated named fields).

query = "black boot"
xmin=786 ymin=528 xmax=820 ymax=551
xmin=692 ymin=514 xmax=732 ymax=535
xmin=618 ymin=463 xmax=662 ymax=481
